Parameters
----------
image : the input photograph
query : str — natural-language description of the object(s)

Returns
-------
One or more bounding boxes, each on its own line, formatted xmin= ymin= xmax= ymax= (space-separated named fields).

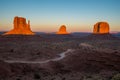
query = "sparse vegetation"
xmin=0 ymin=34 xmax=120 ymax=80
xmin=111 ymin=73 xmax=120 ymax=80
xmin=34 ymin=73 xmax=41 ymax=79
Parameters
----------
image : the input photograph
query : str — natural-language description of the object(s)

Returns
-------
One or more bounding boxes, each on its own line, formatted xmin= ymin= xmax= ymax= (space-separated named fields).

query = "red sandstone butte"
xmin=93 ymin=22 xmax=109 ymax=34
xmin=56 ymin=25 xmax=69 ymax=34
xmin=4 ymin=16 xmax=34 ymax=35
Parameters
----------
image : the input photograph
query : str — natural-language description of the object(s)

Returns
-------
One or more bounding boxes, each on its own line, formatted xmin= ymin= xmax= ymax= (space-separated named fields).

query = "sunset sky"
xmin=0 ymin=0 xmax=120 ymax=33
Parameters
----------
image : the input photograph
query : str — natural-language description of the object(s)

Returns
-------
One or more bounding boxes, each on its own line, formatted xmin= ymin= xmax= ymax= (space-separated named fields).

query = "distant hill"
xmin=35 ymin=32 xmax=46 ymax=35
xmin=71 ymin=32 xmax=91 ymax=37
xmin=1 ymin=31 xmax=120 ymax=38
xmin=112 ymin=32 xmax=120 ymax=38
xmin=29 ymin=32 xmax=92 ymax=38
xmin=0 ymin=31 xmax=5 ymax=35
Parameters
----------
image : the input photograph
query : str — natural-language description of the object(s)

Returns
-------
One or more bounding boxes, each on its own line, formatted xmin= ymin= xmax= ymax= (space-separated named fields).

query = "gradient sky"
xmin=0 ymin=0 xmax=120 ymax=33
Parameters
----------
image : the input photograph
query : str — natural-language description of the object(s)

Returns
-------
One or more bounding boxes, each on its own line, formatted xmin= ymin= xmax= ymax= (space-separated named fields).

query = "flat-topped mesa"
xmin=93 ymin=22 xmax=110 ymax=34
xmin=4 ymin=16 xmax=35 ymax=35
xmin=56 ymin=25 xmax=69 ymax=34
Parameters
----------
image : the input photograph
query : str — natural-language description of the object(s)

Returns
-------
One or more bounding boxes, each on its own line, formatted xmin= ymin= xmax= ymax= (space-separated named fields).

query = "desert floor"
xmin=0 ymin=34 xmax=120 ymax=80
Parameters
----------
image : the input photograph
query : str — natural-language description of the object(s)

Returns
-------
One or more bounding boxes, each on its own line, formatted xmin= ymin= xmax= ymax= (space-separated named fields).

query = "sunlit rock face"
xmin=93 ymin=22 xmax=109 ymax=34
xmin=4 ymin=16 xmax=34 ymax=35
xmin=56 ymin=25 xmax=69 ymax=34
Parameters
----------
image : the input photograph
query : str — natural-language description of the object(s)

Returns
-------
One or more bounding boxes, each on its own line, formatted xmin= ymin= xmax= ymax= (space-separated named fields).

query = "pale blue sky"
xmin=0 ymin=0 xmax=120 ymax=32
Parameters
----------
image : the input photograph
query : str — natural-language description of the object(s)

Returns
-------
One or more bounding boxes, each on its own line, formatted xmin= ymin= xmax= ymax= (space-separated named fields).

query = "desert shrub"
xmin=16 ymin=78 xmax=21 ymax=80
xmin=10 ymin=49 xmax=14 ymax=52
xmin=62 ymin=77 xmax=66 ymax=80
xmin=111 ymin=73 xmax=120 ymax=80
xmin=34 ymin=73 xmax=41 ymax=79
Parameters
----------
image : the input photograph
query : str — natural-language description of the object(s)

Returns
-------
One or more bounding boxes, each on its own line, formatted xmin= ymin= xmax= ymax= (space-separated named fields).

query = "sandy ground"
xmin=0 ymin=34 xmax=120 ymax=80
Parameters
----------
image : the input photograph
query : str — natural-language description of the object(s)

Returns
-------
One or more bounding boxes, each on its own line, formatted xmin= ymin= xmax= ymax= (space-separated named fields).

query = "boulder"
xmin=93 ymin=22 xmax=109 ymax=34
xmin=4 ymin=16 xmax=34 ymax=35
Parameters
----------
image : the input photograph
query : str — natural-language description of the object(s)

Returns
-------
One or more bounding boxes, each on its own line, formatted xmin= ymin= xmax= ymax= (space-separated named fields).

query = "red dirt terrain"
xmin=0 ymin=34 xmax=120 ymax=80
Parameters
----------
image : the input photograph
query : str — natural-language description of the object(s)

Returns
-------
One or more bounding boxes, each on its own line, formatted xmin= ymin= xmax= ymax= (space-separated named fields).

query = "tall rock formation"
xmin=56 ymin=25 xmax=69 ymax=34
xmin=93 ymin=22 xmax=109 ymax=34
xmin=4 ymin=16 xmax=34 ymax=35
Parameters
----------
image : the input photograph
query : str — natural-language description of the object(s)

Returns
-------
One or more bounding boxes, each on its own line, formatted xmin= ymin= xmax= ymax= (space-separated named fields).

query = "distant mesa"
xmin=56 ymin=25 xmax=69 ymax=34
xmin=4 ymin=16 xmax=35 ymax=35
xmin=93 ymin=22 xmax=109 ymax=34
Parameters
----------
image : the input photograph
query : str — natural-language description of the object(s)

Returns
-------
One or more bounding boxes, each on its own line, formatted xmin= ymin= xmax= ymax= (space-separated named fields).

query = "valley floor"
xmin=0 ymin=34 xmax=120 ymax=80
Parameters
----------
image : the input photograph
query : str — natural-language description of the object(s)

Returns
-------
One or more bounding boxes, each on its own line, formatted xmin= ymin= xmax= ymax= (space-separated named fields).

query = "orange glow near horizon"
xmin=1 ymin=19 xmax=120 ymax=33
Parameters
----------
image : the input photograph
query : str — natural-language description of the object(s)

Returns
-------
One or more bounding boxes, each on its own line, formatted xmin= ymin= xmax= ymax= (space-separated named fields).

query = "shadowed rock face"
xmin=4 ymin=16 xmax=34 ymax=35
xmin=93 ymin=22 xmax=109 ymax=34
xmin=56 ymin=25 xmax=69 ymax=34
